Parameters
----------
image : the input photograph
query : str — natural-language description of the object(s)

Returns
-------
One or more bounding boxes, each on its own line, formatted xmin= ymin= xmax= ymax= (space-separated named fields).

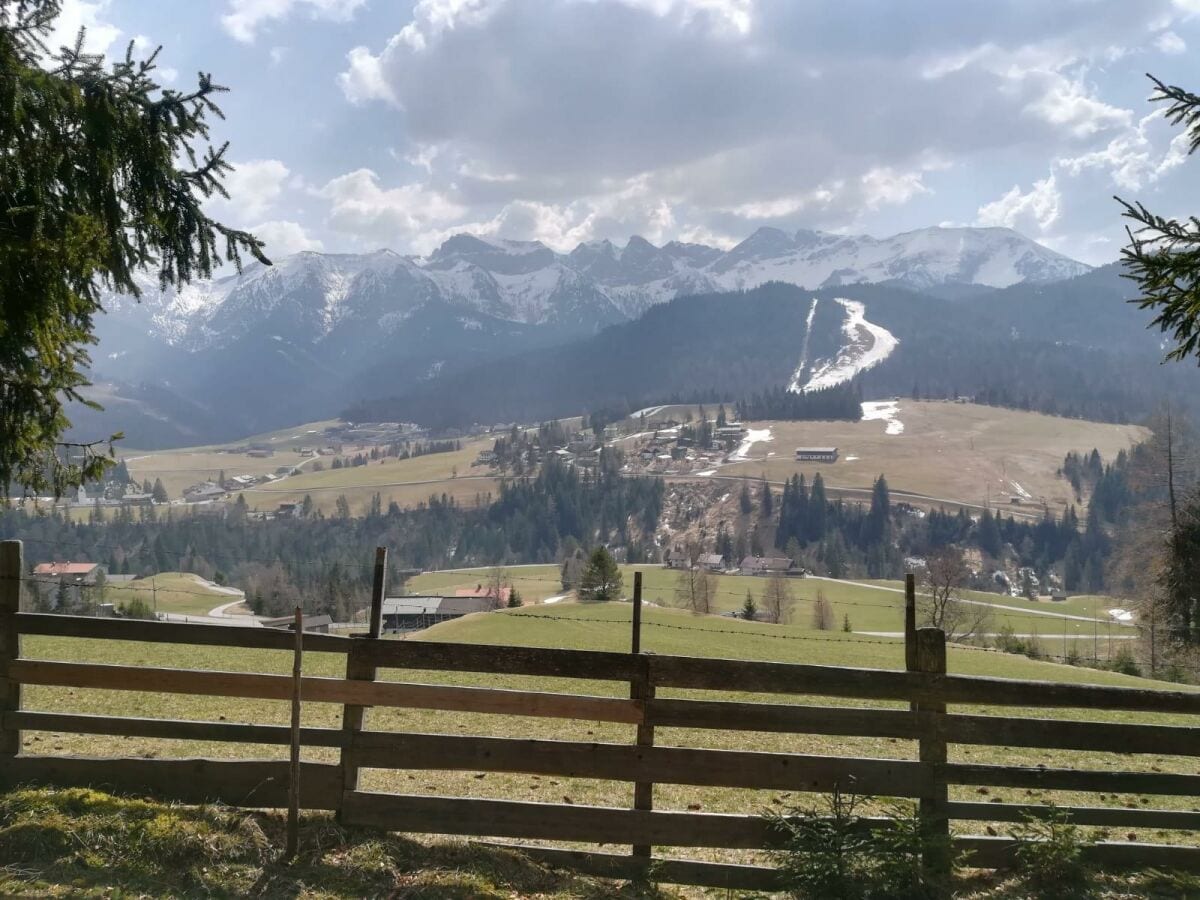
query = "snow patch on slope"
xmin=799 ymin=299 xmax=899 ymax=392
xmin=733 ymin=428 xmax=773 ymax=460
xmin=861 ymin=400 xmax=904 ymax=435
xmin=787 ymin=297 xmax=821 ymax=392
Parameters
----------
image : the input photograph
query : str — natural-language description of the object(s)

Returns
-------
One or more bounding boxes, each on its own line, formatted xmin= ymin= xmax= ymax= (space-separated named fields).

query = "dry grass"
xmin=720 ymin=400 xmax=1146 ymax=517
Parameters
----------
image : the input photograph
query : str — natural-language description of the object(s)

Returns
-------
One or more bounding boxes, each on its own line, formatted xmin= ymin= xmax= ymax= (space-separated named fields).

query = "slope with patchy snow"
xmin=795 ymin=298 xmax=899 ymax=392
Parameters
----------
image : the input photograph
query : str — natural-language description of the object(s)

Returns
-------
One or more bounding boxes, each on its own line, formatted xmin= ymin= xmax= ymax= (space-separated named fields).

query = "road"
xmin=804 ymin=575 xmax=1127 ymax=625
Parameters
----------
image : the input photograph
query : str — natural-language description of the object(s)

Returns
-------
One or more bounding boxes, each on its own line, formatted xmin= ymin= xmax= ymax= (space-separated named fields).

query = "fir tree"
xmin=0 ymin=3 xmax=267 ymax=496
xmin=741 ymin=590 xmax=757 ymax=621
xmin=578 ymin=546 xmax=623 ymax=602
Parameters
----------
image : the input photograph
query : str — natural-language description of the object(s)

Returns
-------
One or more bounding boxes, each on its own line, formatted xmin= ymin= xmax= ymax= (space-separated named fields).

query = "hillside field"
xmin=13 ymin=597 xmax=1190 ymax=866
xmin=720 ymin=400 xmax=1146 ymax=516
xmin=118 ymin=420 xmax=499 ymax=515
xmin=406 ymin=564 xmax=1139 ymax=650
xmin=102 ymin=572 xmax=238 ymax=616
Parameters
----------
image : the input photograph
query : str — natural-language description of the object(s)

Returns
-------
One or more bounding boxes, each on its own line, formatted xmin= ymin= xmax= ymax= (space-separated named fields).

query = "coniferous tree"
xmin=578 ymin=547 xmax=623 ymax=602
xmin=0 ymin=3 xmax=267 ymax=496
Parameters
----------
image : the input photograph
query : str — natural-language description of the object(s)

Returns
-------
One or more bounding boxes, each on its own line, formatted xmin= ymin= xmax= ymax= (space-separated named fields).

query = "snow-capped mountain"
xmin=82 ymin=225 xmax=1089 ymax=446
xmin=100 ymin=224 xmax=1086 ymax=354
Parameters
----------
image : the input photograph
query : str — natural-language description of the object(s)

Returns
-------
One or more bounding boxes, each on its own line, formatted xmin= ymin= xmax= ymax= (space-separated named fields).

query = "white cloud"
xmin=338 ymin=46 xmax=396 ymax=105
xmin=221 ymin=0 xmax=366 ymax=43
xmin=1058 ymin=112 xmax=1191 ymax=190
xmin=319 ymin=169 xmax=467 ymax=249
xmin=252 ymin=220 xmax=324 ymax=256
xmin=214 ymin=159 xmax=292 ymax=221
xmin=976 ymin=174 xmax=1061 ymax=234
xmin=861 ymin=166 xmax=930 ymax=210
xmin=1156 ymin=30 xmax=1187 ymax=53
xmin=51 ymin=0 xmax=121 ymax=56
xmin=1023 ymin=74 xmax=1131 ymax=139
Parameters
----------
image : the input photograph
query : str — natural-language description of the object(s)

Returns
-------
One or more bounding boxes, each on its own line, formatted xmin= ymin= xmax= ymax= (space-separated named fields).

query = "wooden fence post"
xmin=285 ymin=607 xmax=303 ymax=859
xmin=904 ymin=573 xmax=917 ymax=672
xmin=1 ymin=540 xmax=22 ymax=759
xmin=629 ymin=571 xmax=655 ymax=861
xmin=338 ymin=548 xmax=387 ymax=818
xmin=912 ymin=626 xmax=950 ymax=888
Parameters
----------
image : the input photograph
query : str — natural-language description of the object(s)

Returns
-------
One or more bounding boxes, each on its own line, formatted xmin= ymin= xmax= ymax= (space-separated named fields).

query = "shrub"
xmin=1011 ymin=805 xmax=1093 ymax=899
xmin=768 ymin=786 xmax=950 ymax=899
xmin=1107 ymin=646 xmax=1141 ymax=677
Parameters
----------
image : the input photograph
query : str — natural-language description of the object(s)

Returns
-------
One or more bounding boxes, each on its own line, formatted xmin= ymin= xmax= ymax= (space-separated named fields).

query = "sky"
xmin=54 ymin=0 xmax=1200 ymax=265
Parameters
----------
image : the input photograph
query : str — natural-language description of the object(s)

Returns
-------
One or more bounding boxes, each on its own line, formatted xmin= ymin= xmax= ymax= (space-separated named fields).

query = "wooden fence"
xmin=4 ymin=540 xmax=1200 ymax=891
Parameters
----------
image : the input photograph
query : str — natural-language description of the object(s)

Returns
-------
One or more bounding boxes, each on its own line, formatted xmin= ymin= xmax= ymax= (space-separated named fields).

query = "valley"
xmin=109 ymin=399 xmax=1141 ymax=522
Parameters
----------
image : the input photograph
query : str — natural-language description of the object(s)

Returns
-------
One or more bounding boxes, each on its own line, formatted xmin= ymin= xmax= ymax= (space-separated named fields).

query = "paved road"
xmin=804 ymin=575 xmax=1128 ymax=625
xmin=857 ymin=631 xmax=1137 ymax=640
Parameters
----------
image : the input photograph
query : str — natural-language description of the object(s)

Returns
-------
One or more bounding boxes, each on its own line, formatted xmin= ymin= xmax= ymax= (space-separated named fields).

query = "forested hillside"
xmin=344 ymin=283 xmax=849 ymax=427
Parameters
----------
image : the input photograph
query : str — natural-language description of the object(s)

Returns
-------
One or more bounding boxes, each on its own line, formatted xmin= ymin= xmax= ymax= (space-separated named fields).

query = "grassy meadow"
xmin=721 ymin=400 xmax=1146 ymax=516
xmin=102 ymin=572 xmax=241 ymax=616
xmin=407 ymin=564 xmax=1139 ymax=648
xmin=13 ymin=593 xmax=1191 ymax=866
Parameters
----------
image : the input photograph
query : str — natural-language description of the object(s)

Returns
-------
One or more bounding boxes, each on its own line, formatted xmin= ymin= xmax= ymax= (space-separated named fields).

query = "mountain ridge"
xmin=78 ymin=225 xmax=1092 ymax=447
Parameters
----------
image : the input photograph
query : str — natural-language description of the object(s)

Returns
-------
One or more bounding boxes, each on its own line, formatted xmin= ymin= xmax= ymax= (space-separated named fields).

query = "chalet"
xmin=263 ymin=614 xmax=333 ymax=634
xmin=740 ymin=556 xmax=796 ymax=577
xmin=716 ymin=425 xmax=747 ymax=440
xmin=698 ymin=553 xmax=727 ymax=571
xmin=664 ymin=548 xmax=690 ymax=570
xmin=795 ymin=447 xmax=839 ymax=463
xmin=32 ymin=561 xmax=105 ymax=609
xmin=183 ymin=482 xmax=227 ymax=503
xmin=455 ymin=585 xmax=512 ymax=606
xmin=380 ymin=596 xmax=495 ymax=633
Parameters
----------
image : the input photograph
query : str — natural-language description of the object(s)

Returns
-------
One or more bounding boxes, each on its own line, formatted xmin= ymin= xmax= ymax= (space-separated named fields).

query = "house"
xmin=664 ymin=548 xmax=692 ymax=569
xmin=739 ymin=556 xmax=795 ymax=577
xmin=795 ymin=447 xmax=839 ymax=463
xmin=716 ymin=425 xmax=747 ymax=441
xmin=121 ymin=491 xmax=154 ymax=506
xmin=277 ymin=502 xmax=300 ymax=518
xmin=455 ymin=585 xmax=512 ymax=606
xmin=380 ymin=596 xmax=495 ymax=633
xmin=698 ymin=553 xmax=726 ymax=571
xmin=183 ymin=482 xmax=227 ymax=503
xmin=263 ymin=614 xmax=333 ymax=634
xmin=474 ymin=449 xmax=498 ymax=466
xmin=32 ymin=561 xmax=105 ymax=609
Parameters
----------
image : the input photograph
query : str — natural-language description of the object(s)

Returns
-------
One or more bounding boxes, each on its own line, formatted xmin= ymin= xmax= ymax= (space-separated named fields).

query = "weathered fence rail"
xmin=4 ymin=542 xmax=1200 ymax=890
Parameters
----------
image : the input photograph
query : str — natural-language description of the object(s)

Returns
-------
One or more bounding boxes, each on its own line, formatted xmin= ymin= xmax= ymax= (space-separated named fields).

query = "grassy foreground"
xmin=4 ymin=786 xmax=1200 ymax=898
xmin=0 ymin=786 xmax=671 ymax=898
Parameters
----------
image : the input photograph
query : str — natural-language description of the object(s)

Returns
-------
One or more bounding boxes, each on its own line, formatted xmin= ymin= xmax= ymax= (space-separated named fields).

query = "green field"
xmin=103 ymin=572 xmax=238 ymax=616
xmin=14 ymin=594 xmax=1187 ymax=861
xmin=407 ymin=565 xmax=1139 ymax=648
xmin=721 ymin=401 xmax=1147 ymax=518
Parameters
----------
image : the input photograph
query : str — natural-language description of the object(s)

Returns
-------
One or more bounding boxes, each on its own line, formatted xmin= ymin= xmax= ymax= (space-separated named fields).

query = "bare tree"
xmin=762 ymin=573 xmax=792 ymax=624
xmin=486 ymin=566 xmax=507 ymax=610
xmin=919 ymin=546 xmax=992 ymax=641
xmin=811 ymin=589 xmax=834 ymax=630
xmin=675 ymin=566 xmax=716 ymax=615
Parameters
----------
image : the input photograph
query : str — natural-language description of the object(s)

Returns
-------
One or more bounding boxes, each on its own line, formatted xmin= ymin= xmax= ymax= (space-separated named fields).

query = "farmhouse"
xmin=183 ymin=481 xmax=227 ymax=503
xmin=740 ymin=555 xmax=796 ymax=576
xmin=263 ymin=614 xmax=333 ymax=634
xmin=381 ymin=596 xmax=495 ymax=633
xmin=699 ymin=553 xmax=727 ymax=571
xmin=795 ymin=446 xmax=839 ymax=463
xmin=455 ymin=585 xmax=512 ymax=606
xmin=32 ymin=561 xmax=105 ymax=609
